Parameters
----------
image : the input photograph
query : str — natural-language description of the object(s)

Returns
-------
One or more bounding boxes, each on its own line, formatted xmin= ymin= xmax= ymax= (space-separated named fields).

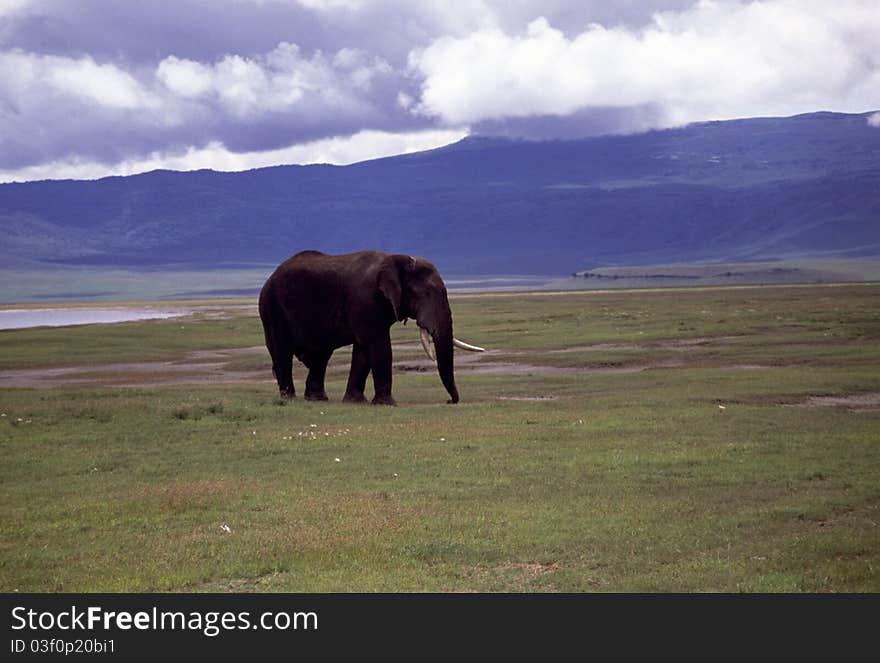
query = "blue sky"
xmin=1 ymin=0 xmax=877 ymax=181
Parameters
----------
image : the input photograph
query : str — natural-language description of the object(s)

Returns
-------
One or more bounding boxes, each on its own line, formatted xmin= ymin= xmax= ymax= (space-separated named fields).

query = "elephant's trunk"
xmin=432 ymin=324 xmax=459 ymax=404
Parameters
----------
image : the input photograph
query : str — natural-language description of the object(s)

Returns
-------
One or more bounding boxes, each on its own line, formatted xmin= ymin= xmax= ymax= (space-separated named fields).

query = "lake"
xmin=0 ymin=308 xmax=188 ymax=330
xmin=0 ymin=265 xmax=565 ymax=304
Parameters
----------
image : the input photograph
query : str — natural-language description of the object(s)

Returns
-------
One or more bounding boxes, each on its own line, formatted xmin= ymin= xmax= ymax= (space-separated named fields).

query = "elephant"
xmin=258 ymin=250 xmax=485 ymax=405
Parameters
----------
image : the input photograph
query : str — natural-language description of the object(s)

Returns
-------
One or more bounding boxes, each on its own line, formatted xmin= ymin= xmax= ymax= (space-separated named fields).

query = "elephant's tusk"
xmin=453 ymin=337 xmax=486 ymax=352
xmin=420 ymin=327 xmax=437 ymax=362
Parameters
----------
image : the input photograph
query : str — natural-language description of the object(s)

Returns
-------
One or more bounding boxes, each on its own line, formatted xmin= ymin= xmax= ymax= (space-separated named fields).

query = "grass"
xmin=0 ymin=302 xmax=259 ymax=370
xmin=1 ymin=284 xmax=878 ymax=591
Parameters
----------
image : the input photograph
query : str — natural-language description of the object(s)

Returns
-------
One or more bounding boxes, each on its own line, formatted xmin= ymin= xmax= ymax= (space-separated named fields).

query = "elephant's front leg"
xmin=303 ymin=350 xmax=332 ymax=401
xmin=343 ymin=343 xmax=369 ymax=404
xmin=368 ymin=330 xmax=396 ymax=406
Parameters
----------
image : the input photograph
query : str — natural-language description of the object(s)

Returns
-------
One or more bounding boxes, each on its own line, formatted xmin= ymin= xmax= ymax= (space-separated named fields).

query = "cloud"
xmin=48 ymin=56 xmax=156 ymax=110
xmin=409 ymin=1 xmax=880 ymax=130
xmin=0 ymin=1 xmax=710 ymax=178
xmin=292 ymin=0 xmax=365 ymax=9
xmin=869 ymin=112 xmax=880 ymax=128
xmin=0 ymin=49 xmax=170 ymax=169
xmin=0 ymin=128 xmax=467 ymax=183
xmin=1 ymin=50 xmax=156 ymax=110
xmin=1 ymin=1 xmax=877 ymax=181
xmin=0 ymin=0 xmax=32 ymax=16
xmin=156 ymin=56 xmax=213 ymax=98
xmin=155 ymin=42 xmax=395 ymax=119
xmin=1 ymin=41 xmax=418 ymax=171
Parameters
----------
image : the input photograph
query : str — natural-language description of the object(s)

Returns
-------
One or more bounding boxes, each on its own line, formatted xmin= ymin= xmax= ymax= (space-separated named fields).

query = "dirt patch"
xmin=660 ymin=337 xmax=720 ymax=348
xmin=0 ymin=356 xmax=271 ymax=389
xmin=189 ymin=304 xmax=256 ymax=321
xmin=396 ymin=349 xmax=682 ymax=375
xmin=494 ymin=561 xmax=560 ymax=575
xmin=194 ymin=571 xmax=283 ymax=593
xmin=185 ymin=346 xmax=265 ymax=362
xmin=785 ymin=392 xmax=880 ymax=412
xmin=131 ymin=479 xmax=229 ymax=499
xmin=550 ymin=336 xmax=743 ymax=354
xmin=496 ymin=395 xmax=558 ymax=401
xmin=463 ymin=362 xmax=647 ymax=375
xmin=449 ymin=561 xmax=562 ymax=592
xmin=550 ymin=343 xmax=642 ymax=353
xmin=391 ymin=342 xmax=426 ymax=352
xmin=394 ymin=349 xmax=505 ymax=372
xmin=0 ymin=338 xmax=763 ymax=389
xmin=396 ymin=359 xmax=672 ymax=375
xmin=0 ymin=350 xmax=686 ymax=388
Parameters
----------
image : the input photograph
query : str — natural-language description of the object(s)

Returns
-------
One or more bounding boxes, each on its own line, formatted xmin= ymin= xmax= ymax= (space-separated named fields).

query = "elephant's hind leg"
xmin=261 ymin=298 xmax=296 ymax=399
xmin=271 ymin=348 xmax=295 ymax=399
xmin=264 ymin=326 xmax=295 ymax=398
xmin=303 ymin=350 xmax=332 ymax=401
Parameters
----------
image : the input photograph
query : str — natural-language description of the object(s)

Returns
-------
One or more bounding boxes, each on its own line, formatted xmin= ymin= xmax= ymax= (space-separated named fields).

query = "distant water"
xmin=445 ymin=276 xmax=560 ymax=292
xmin=1 ymin=264 xmax=567 ymax=303
xmin=0 ymin=308 xmax=187 ymax=330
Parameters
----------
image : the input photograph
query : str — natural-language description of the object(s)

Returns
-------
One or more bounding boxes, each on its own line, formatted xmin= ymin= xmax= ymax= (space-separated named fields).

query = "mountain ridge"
xmin=2 ymin=110 xmax=878 ymax=275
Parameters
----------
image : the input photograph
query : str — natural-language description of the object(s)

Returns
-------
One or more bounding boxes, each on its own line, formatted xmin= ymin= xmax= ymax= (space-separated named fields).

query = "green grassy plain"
xmin=1 ymin=284 xmax=879 ymax=591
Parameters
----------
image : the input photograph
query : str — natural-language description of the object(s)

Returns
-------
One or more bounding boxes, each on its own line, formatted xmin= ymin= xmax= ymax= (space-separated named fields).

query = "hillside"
xmin=1 ymin=111 xmax=879 ymax=275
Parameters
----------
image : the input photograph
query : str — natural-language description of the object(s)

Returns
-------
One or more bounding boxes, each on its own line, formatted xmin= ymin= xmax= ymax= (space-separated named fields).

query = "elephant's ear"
xmin=377 ymin=256 xmax=403 ymax=321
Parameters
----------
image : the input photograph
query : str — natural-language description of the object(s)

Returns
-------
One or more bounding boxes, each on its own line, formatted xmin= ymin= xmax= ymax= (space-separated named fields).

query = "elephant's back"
xmin=260 ymin=252 xmax=353 ymax=347
xmin=267 ymin=252 xmax=347 ymax=294
xmin=267 ymin=250 xmax=387 ymax=295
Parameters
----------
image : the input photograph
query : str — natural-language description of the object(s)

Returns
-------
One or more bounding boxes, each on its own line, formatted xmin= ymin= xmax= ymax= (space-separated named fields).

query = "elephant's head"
xmin=378 ymin=254 xmax=484 ymax=404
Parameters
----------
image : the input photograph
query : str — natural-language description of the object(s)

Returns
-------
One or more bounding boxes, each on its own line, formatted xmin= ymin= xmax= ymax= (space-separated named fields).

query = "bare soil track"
xmin=1 ymin=338 xmax=767 ymax=389
xmin=785 ymin=392 xmax=880 ymax=412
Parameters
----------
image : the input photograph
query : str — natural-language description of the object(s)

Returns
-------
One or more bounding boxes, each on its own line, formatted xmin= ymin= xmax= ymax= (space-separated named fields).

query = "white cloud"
xmin=211 ymin=54 xmax=271 ymax=116
xmin=868 ymin=112 xmax=880 ymax=128
xmin=154 ymin=41 xmax=394 ymax=119
xmin=46 ymin=55 xmax=155 ymax=110
xmin=293 ymin=0 xmax=365 ymax=11
xmin=0 ymin=50 xmax=156 ymax=111
xmin=409 ymin=0 xmax=880 ymax=128
xmin=4 ymin=1 xmax=877 ymax=182
xmin=0 ymin=0 xmax=31 ymax=17
xmin=286 ymin=127 xmax=466 ymax=164
xmin=156 ymin=56 xmax=213 ymax=98
xmin=1 ymin=39 xmax=410 ymax=177
xmin=332 ymin=47 xmax=393 ymax=90
xmin=0 ymin=128 xmax=467 ymax=183
xmin=1 ymin=40 xmax=398 ymax=128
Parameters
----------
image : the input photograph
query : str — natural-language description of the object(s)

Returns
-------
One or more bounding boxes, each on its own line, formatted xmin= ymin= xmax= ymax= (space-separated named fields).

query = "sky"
xmin=0 ymin=0 xmax=878 ymax=182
